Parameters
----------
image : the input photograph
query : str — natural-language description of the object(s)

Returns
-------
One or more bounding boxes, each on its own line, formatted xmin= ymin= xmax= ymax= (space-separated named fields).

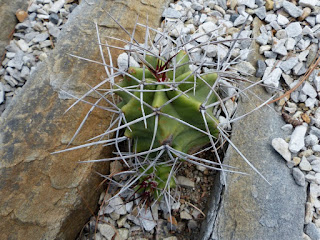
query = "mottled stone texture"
xmin=0 ymin=0 xmax=28 ymax=56
xmin=0 ymin=0 xmax=169 ymax=239
xmin=201 ymin=18 xmax=306 ymax=240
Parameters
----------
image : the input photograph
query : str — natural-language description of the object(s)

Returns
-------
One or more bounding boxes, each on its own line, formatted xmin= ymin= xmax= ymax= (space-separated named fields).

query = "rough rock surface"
xmin=0 ymin=0 xmax=169 ymax=239
xmin=200 ymin=18 xmax=306 ymax=240
xmin=0 ymin=0 xmax=28 ymax=56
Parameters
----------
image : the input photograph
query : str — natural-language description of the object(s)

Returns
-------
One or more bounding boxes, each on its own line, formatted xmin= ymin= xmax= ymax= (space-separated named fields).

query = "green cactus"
xmin=115 ymin=50 xmax=219 ymax=154
xmin=114 ymin=50 xmax=219 ymax=202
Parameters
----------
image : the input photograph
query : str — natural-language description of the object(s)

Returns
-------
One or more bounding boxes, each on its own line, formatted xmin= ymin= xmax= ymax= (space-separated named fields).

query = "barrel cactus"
xmin=113 ymin=49 xmax=220 ymax=202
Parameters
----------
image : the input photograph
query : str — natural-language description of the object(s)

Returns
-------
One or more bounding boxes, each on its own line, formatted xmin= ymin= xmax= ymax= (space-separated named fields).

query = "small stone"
xmin=0 ymin=83 xmax=4 ymax=104
xmin=200 ymin=22 xmax=217 ymax=33
xmin=292 ymin=167 xmax=305 ymax=186
xmin=270 ymin=21 xmax=282 ymax=31
xmin=16 ymin=9 xmax=28 ymax=23
xmin=118 ymin=228 xmax=129 ymax=240
xmin=49 ymin=13 xmax=59 ymax=25
xmin=263 ymin=67 xmax=282 ymax=93
xmin=299 ymin=156 xmax=312 ymax=171
xmin=279 ymin=57 xmax=298 ymax=72
xmin=233 ymin=15 xmax=247 ymax=27
xmin=293 ymin=157 xmax=301 ymax=165
xmin=50 ymin=0 xmax=65 ymax=13
xmin=256 ymin=60 xmax=266 ymax=78
xmin=107 ymin=196 xmax=126 ymax=215
xmin=286 ymin=38 xmax=296 ymax=50
xmin=285 ymin=22 xmax=303 ymax=38
xmin=305 ymin=202 xmax=314 ymax=224
xmin=275 ymin=29 xmax=287 ymax=39
xmin=98 ymin=224 xmax=115 ymax=240
xmin=265 ymin=14 xmax=277 ymax=23
xmin=266 ymin=0 xmax=274 ymax=10
xmin=16 ymin=39 xmax=29 ymax=52
xmin=21 ymin=66 xmax=30 ymax=79
xmin=289 ymin=124 xmax=308 ymax=153
xmin=277 ymin=14 xmax=289 ymax=25
xmin=140 ymin=208 xmax=156 ymax=231
xmin=187 ymin=220 xmax=198 ymax=231
xmin=176 ymin=176 xmax=195 ymax=188
xmin=305 ymin=223 xmax=320 ymax=240
xmin=162 ymin=8 xmax=182 ymax=18
xmin=28 ymin=3 xmax=40 ymax=12
xmin=301 ymin=82 xmax=317 ymax=98
xmin=33 ymin=33 xmax=50 ymax=43
xmin=305 ymin=134 xmax=319 ymax=147
xmin=180 ymin=211 xmax=193 ymax=220
xmin=255 ymin=7 xmax=267 ymax=20
xmin=299 ymin=0 xmax=318 ymax=8
xmin=117 ymin=53 xmax=140 ymax=72
xmin=282 ymin=1 xmax=303 ymax=18
xmin=235 ymin=61 xmax=256 ymax=75
xmin=299 ymin=7 xmax=312 ymax=21
xmin=272 ymin=138 xmax=292 ymax=161
xmin=272 ymin=38 xmax=287 ymax=55
xmin=256 ymin=32 xmax=269 ymax=45
xmin=281 ymin=124 xmax=293 ymax=133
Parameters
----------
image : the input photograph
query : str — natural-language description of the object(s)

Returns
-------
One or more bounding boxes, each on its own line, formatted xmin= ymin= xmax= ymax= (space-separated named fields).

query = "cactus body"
xmin=116 ymin=50 xmax=219 ymax=154
xmin=114 ymin=50 xmax=219 ymax=201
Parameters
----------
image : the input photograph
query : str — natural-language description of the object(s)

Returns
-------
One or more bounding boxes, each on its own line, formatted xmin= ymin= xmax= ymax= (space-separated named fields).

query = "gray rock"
xmin=279 ymin=57 xmax=298 ymax=72
xmin=263 ymin=67 xmax=282 ymax=93
xmin=47 ymin=23 xmax=60 ymax=38
xmin=256 ymin=60 xmax=266 ymax=78
xmin=285 ymin=22 xmax=303 ymax=38
xmin=270 ymin=21 xmax=282 ymax=31
xmin=299 ymin=156 xmax=312 ymax=171
xmin=299 ymin=0 xmax=318 ymax=8
xmin=282 ymin=1 xmax=303 ymax=18
xmin=16 ymin=39 xmax=29 ymax=52
xmin=305 ymin=134 xmax=319 ymax=147
xmin=162 ymin=8 xmax=182 ymax=18
xmin=176 ymin=176 xmax=195 ymax=188
xmin=265 ymin=14 xmax=277 ymax=23
xmin=289 ymin=124 xmax=308 ymax=153
xmin=0 ymin=82 xmax=4 ymax=104
xmin=200 ymin=22 xmax=217 ymax=33
xmin=234 ymin=15 xmax=247 ymax=26
xmin=286 ymin=38 xmax=296 ymax=50
xmin=49 ymin=13 xmax=60 ymax=25
xmin=140 ymin=208 xmax=157 ymax=231
xmin=33 ymin=33 xmax=50 ymax=43
xmin=256 ymin=32 xmax=269 ymax=45
xmin=191 ymin=2 xmax=203 ymax=10
xmin=235 ymin=61 xmax=256 ymax=75
xmin=305 ymin=223 xmax=320 ymax=240
xmin=20 ymin=66 xmax=30 ymax=79
xmin=49 ymin=0 xmax=65 ymax=13
xmin=277 ymin=14 xmax=289 ymax=25
xmin=200 ymin=18 xmax=305 ymax=240
xmin=292 ymin=168 xmax=305 ymax=186
xmin=301 ymin=82 xmax=317 ymax=98
xmin=180 ymin=211 xmax=193 ymax=220
xmin=272 ymin=138 xmax=291 ymax=162
xmin=255 ymin=6 xmax=266 ymax=20
xmin=275 ymin=29 xmax=287 ymax=39
xmin=117 ymin=52 xmax=140 ymax=72
xmin=272 ymin=38 xmax=287 ymax=55
xmin=98 ymin=224 xmax=115 ymax=240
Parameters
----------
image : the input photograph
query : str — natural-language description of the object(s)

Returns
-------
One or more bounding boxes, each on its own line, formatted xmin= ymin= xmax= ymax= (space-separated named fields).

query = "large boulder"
xmin=200 ymin=18 xmax=306 ymax=240
xmin=0 ymin=0 xmax=169 ymax=239
xmin=0 ymin=0 xmax=28 ymax=56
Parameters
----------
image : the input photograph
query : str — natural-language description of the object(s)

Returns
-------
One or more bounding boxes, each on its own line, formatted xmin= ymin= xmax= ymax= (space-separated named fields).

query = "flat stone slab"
xmin=0 ymin=0 xmax=169 ymax=239
xmin=201 ymin=18 xmax=306 ymax=240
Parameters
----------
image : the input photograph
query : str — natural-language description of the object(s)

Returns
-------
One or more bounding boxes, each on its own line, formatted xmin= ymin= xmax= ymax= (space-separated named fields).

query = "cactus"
xmin=55 ymin=15 xmax=270 ymax=217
